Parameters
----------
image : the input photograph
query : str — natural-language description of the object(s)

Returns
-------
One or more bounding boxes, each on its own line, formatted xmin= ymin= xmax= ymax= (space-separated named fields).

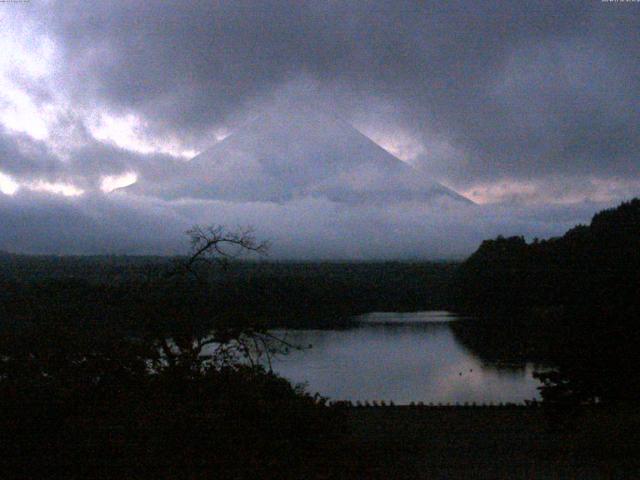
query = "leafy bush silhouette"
xmin=0 ymin=226 xmax=346 ymax=478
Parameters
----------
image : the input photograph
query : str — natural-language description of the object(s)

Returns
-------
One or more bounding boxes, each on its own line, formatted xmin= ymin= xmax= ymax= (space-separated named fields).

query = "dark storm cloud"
xmin=25 ymin=0 xmax=638 ymax=188
xmin=0 ymin=121 xmax=185 ymax=191
xmin=0 ymin=128 xmax=58 ymax=178
xmin=1 ymin=1 xmax=639 ymax=256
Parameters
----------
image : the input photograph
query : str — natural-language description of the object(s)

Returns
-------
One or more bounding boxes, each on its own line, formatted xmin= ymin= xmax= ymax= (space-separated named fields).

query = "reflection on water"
xmin=354 ymin=310 xmax=465 ymax=324
xmin=268 ymin=312 xmax=542 ymax=405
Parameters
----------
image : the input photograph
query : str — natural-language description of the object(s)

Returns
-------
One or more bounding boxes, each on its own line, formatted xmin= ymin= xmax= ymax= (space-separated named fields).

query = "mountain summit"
xmin=131 ymin=104 xmax=472 ymax=205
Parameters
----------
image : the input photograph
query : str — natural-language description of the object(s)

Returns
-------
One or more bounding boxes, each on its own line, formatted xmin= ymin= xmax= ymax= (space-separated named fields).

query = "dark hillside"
xmin=453 ymin=198 xmax=640 ymax=315
xmin=452 ymin=198 xmax=640 ymax=404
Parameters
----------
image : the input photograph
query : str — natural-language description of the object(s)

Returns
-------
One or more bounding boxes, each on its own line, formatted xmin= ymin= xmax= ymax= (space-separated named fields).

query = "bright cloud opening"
xmin=462 ymin=181 xmax=539 ymax=204
xmin=463 ymin=177 xmax=640 ymax=205
xmin=0 ymin=23 xmax=57 ymax=141
xmin=0 ymin=172 xmax=19 ymax=195
xmin=88 ymin=113 xmax=198 ymax=158
xmin=364 ymin=130 xmax=426 ymax=163
xmin=100 ymin=172 xmax=138 ymax=193
xmin=26 ymin=181 xmax=84 ymax=197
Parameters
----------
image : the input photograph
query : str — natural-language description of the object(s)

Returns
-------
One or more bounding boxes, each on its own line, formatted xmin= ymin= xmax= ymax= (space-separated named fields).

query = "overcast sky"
xmin=0 ymin=1 xmax=638 ymax=258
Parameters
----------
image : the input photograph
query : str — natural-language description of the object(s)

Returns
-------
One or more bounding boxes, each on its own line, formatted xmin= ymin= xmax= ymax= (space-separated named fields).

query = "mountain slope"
xmin=131 ymin=105 xmax=472 ymax=205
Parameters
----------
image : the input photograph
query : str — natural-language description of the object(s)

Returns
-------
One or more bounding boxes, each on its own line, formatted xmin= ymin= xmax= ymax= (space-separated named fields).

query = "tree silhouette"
xmin=452 ymin=198 xmax=640 ymax=405
xmin=0 ymin=225 xmax=343 ymax=478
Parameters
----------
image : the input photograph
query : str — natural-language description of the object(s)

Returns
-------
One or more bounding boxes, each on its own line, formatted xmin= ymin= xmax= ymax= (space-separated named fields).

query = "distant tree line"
xmin=0 ymin=258 xmax=457 ymax=330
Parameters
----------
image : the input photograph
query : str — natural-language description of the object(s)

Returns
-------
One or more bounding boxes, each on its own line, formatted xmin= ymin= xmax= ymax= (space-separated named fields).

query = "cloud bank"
xmin=0 ymin=188 xmax=609 ymax=259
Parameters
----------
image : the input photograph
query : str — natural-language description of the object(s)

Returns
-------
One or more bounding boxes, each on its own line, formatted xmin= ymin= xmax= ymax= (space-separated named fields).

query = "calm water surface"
xmin=268 ymin=312 xmax=542 ymax=405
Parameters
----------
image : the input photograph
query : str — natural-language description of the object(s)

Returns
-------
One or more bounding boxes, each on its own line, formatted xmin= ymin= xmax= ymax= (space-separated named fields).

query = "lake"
xmin=267 ymin=311 xmax=542 ymax=405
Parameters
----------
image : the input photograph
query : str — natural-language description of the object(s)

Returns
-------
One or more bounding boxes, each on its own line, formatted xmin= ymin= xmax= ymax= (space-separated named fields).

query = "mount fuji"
xmin=130 ymin=104 xmax=472 ymax=206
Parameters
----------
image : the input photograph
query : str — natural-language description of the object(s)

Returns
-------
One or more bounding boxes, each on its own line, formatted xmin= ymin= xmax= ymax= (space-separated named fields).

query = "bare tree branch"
xmin=180 ymin=225 xmax=269 ymax=280
xmin=149 ymin=225 xmax=309 ymax=373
